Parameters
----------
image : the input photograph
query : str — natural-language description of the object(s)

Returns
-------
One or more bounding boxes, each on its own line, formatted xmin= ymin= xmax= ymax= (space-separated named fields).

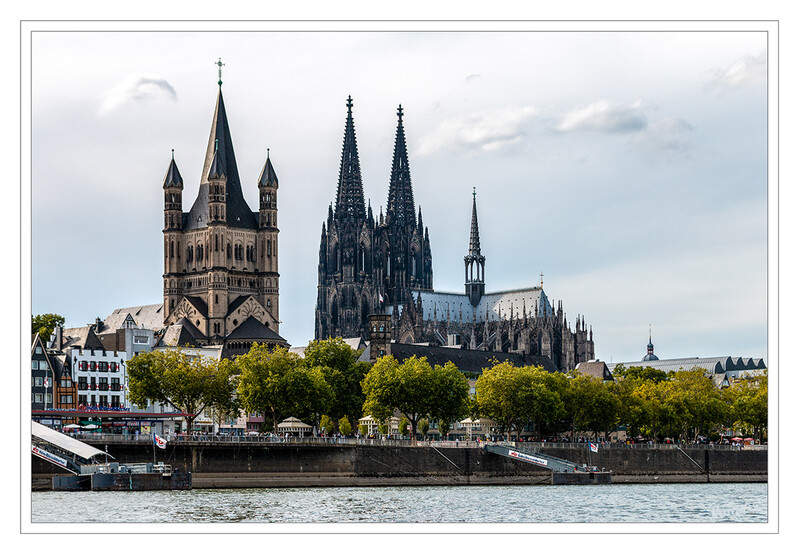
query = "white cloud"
xmin=415 ymin=105 xmax=538 ymax=156
xmin=555 ymin=99 xmax=647 ymax=134
xmin=99 ymin=74 xmax=177 ymax=114
xmin=633 ymin=117 xmax=696 ymax=156
xmin=705 ymin=51 xmax=767 ymax=92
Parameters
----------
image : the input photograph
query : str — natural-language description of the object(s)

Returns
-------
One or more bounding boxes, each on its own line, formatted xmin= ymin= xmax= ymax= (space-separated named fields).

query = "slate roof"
xmin=225 ymin=295 xmax=249 ymax=316
xmin=225 ymin=316 xmax=286 ymax=342
xmin=162 ymin=157 xmax=183 ymax=189
xmin=575 ymin=360 xmax=614 ymax=381
xmin=614 ymin=356 xmax=768 ymax=376
xmin=409 ymin=287 xmax=554 ymax=325
xmin=60 ymin=326 xmax=105 ymax=352
xmin=102 ymin=304 xmax=165 ymax=332
xmin=184 ymin=296 xmax=209 ymax=318
xmin=184 ymin=89 xmax=258 ymax=231
xmin=158 ymin=318 xmax=204 ymax=348
xmin=378 ymin=342 xmax=559 ymax=374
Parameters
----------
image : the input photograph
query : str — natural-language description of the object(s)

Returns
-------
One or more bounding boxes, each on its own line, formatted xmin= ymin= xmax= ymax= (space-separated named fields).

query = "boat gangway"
xmin=31 ymin=420 xmax=111 ymax=474
xmin=482 ymin=443 xmax=612 ymax=484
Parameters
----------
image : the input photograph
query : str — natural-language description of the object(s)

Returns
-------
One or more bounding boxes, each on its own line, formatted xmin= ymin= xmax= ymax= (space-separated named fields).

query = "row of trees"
xmin=128 ymin=338 xmax=371 ymax=433
xmin=127 ymin=339 xmax=767 ymax=443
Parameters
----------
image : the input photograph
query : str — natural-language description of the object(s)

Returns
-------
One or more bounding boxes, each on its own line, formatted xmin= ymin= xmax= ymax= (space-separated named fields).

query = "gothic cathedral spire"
xmin=334 ymin=96 xmax=366 ymax=222
xmin=386 ymin=104 xmax=416 ymax=230
xmin=465 ymin=188 xmax=486 ymax=307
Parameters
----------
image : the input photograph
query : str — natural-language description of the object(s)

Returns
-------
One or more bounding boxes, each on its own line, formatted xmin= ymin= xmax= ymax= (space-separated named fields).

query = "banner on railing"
xmin=32 ymin=445 xmax=69 ymax=469
xmin=508 ymin=450 xmax=549 ymax=467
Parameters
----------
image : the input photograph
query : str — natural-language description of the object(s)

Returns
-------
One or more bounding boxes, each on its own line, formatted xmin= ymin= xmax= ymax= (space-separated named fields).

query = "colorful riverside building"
xmin=315 ymin=97 xmax=595 ymax=372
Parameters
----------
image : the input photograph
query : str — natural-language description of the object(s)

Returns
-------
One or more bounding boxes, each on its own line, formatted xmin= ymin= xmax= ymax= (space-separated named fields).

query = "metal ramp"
xmin=483 ymin=444 xmax=582 ymax=473
xmin=31 ymin=421 xmax=111 ymax=474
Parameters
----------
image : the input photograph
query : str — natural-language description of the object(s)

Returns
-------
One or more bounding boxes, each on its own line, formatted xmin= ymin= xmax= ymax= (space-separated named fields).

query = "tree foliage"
xmin=302 ymin=337 xmax=370 ymax=422
xmin=32 ymin=313 xmax=65 ymax=343
xmin=361 ymin=355 xmax=469 ymax=444
xmin=127 ymin=348 xmax=234 ymax=430
xmin=235 ymin=344 xmax=332 ymax=432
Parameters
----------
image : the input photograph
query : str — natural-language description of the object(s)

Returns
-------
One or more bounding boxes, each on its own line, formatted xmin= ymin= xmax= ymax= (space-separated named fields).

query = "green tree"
xmin=566 ymin=375 xmax=619 ymax=440
xmin=361 ymin=355 xmax=469 ymax=444
xmin=399 ymin=416 xmax=409 ymax=437
xmin=338 ymin=415 xmax=352 ymax=436
xmin=302 ymin=338 xmax=371 ymax=422
xmin=205 ymin=358 xmax=240 ymax=433
xmin=438 ymin=420 xmax=451 ymax=439
xmin=475 ymin=362 xmax=560 ymax=440
xmin=419 ymin=418 xmax=430 ymax=438
xmin=724 ymin=373 xmax=767 ymax=441
xmin=378 ymin=422 xmax=388 ymax=437
xmin=32 ymin=313 xmax=65 ymax=343
xmin=235 ymin=344 xmax=332 ymax=432
xmin=613 ymin=365 xmax=668 ymax=383
xmin=320 ymin=414 xmax=336 ymax=435
xmin=127 ymin=348 xmax=232 ymax=431
xmin=665 ymin=369 xmax=727 ymax=441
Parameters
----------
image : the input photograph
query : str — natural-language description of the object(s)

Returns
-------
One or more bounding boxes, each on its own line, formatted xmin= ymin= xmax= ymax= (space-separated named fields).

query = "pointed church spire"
xmin=469 ymin=187 xmax=481 ymax=256
xmin=386 ymin=104 xmax=416 ymax=229
xmin=186 ymin=81 xmax=257 ymax=230
xmin=258 ymin=148 xmax=278 ymax=188
xmin=163 ymin=151 xmax=183 ymax=189
xmin=334 ymin=95 xmax=366 ymax=222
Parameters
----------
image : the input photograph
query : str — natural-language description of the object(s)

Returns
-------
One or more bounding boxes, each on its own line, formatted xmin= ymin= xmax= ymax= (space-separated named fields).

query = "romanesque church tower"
xmin=315 ymin=98 xmax=432 ymax=341
xmin=161 ymin=68 xmax=284 ymax=351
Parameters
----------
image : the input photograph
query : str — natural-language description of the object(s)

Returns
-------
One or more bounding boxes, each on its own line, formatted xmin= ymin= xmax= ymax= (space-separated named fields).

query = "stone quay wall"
xmin=32 ymin=441 xmax=767 ymax=489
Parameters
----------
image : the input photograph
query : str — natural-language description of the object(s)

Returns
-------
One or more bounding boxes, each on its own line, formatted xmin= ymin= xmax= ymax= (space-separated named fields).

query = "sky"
xmin=29 ymin=27 xmax=769 ymax=364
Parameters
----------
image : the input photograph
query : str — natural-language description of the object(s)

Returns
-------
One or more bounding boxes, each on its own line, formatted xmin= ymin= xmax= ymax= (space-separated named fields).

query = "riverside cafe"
xmin=31 ymin=408 xmax=189 ymax=436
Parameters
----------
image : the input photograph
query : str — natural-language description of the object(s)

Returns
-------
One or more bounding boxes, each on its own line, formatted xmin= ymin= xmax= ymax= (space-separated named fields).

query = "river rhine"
xmin=31 ymin=482 xmax=767 ymax=524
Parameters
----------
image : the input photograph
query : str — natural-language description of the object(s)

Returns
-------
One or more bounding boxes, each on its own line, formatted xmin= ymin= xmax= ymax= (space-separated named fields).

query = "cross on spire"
xmin=397 ymin=104 xmax=404 ymax=120
xmin=216 ymin=58 xmax=225 ymax=87
xmin=346 ymin=95 xmax=353 ymax=112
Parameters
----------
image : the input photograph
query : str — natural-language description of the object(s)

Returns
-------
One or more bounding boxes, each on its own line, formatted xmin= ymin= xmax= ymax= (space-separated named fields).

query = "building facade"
xmin=315 ymin=98 xmax=594 ymax=371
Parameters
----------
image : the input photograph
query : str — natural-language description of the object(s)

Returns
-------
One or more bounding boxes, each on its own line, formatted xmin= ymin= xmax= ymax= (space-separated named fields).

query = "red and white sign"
xmin=32 ymin=445 xmax=68 ymax=469
xmin=153 ymin=434 xmax=167 ymax=449
xmin=509 ymin=450 xmax=549 ymax=467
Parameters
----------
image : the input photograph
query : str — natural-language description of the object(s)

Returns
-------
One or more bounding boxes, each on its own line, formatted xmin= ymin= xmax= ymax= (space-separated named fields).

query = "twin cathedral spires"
xmin=315 ymin=97 xmax=433 ymax=340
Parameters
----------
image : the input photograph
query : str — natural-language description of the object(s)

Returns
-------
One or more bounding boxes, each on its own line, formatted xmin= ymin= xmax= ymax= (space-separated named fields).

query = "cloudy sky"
xmin=29 ymin=26 xmax=769 ymax=363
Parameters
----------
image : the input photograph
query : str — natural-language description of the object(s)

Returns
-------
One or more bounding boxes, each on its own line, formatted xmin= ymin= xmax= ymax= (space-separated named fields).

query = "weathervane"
xmin=215 ymin=58 xmax=225 ymax=87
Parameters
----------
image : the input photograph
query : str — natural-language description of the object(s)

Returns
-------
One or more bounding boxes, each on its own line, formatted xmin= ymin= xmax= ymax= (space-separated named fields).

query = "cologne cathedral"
xmin=315 ymin=98 xmax=595 ymax=372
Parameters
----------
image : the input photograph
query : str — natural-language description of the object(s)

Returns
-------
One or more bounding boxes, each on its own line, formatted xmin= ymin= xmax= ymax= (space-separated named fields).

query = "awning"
xmin=277 ymin=417 xmax=312 ymax=431
xmin=32 ymin=421 xmax=110 ymax=460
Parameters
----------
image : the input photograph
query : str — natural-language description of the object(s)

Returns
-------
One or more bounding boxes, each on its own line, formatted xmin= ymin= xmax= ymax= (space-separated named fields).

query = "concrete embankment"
xmin=32 ymin=441 xmax=767 ymax=490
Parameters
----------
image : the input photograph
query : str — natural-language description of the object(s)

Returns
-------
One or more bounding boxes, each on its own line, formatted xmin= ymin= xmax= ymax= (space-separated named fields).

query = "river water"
xmin=30 ymin=483 xmax=767 ymax=524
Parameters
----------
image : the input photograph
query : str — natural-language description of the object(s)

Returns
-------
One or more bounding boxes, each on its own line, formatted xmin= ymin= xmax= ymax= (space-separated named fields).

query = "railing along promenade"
xmin=77 ymin=433 xmax=767 ymax=451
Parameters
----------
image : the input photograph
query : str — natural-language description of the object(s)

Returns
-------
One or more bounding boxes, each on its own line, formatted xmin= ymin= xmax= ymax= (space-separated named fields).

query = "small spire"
xmin=397 ymin=104 xmax=404 ymax=120
xmin=171 ymin=148 xmax=174 ymax=161
xmin=540 ymin=271 xmax=544 ymax=288
xmin=216 ymin=58 xmax=225 ymax=87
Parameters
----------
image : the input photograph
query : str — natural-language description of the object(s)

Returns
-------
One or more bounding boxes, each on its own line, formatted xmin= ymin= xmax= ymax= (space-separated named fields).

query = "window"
xmin=99 ymin=396 xmax=108 ymax=407
xmin=111 ymin=378 xmax=120 ymax=391
xmin=134 ymin=335 xmax=149 ymax=345
xmin=31 ymin=360 xmax=37 ymax=370
xmin=61 ymin=378 xmax=72 ymax=388
xmin=78 ymin=377 xmax=87 ymax=390
xmin=35 ymin=346 xmax=42 ymax=354
xmin=99 ymin=377 xmax=108 ymax=391
xmin=39 ymin=360 xmax=48 ymax=370
xmin=78 ymin=395 xmax=87 ymax=406
xmin=60 ymin=394 xmax=73 ymax=404
xmin=99 ymin=361 xmax=108 ymax=372
xmin=34 ymin=393 xmax=43 ymax=403
xmin=90 ymin=361 xmax=96 ymax=370
xmin=46 ymin=393 xmax=52 ymax=405
xmin=34 ymin=377 xmax=43 ymax=387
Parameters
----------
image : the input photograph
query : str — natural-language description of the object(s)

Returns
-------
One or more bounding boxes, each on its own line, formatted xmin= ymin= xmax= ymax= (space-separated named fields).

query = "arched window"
xmin=227 ymin=243 xmax=231 ymax=260
xmin=169 ymin=241 xmax=174 ymax=258
xmin=215 ymin=235 xmax=219 ymax=251
xmin=187 ymin=245 xmax=193 ymax=262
